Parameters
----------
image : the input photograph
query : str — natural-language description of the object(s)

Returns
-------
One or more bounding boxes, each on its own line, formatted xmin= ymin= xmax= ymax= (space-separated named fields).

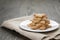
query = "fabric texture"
xmin=1 ymin=16 xmax=60 ymax=40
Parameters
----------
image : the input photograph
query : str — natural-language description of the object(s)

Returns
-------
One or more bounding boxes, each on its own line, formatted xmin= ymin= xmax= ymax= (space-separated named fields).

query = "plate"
xmin=19 ymin=20 xmax=59 ymax=32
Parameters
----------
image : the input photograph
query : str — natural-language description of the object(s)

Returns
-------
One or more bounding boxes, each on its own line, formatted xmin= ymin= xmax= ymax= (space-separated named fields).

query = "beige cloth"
xmin=1 ymin=16 xmax=60 ymax=40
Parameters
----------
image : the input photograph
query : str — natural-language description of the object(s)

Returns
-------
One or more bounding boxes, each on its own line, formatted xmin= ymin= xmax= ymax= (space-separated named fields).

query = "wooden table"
xmin=0 ymin=0 xmax=60 ymax=40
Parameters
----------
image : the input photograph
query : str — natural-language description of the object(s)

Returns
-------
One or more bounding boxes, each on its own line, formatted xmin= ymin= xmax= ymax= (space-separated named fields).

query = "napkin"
xmin=1 ymin=16 xmax=60 ymax=40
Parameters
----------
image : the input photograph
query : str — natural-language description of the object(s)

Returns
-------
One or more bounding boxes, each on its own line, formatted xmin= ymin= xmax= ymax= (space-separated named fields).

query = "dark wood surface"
xmin=0 ymin=0 xmax=60 ymax=40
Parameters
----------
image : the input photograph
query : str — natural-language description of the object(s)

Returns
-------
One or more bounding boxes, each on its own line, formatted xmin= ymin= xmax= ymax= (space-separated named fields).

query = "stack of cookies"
xmin=28 ymin=13 xmax=51 ymax=30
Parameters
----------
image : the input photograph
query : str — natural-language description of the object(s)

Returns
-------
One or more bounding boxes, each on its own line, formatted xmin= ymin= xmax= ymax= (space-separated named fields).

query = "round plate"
xmin=19 ymin=20 xmax=59 ymax=32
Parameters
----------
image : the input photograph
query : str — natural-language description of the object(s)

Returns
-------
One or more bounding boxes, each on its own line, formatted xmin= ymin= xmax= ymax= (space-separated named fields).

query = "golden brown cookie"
xmin=46 ymin=25 xmax=51 ymax=28
xmin=28 ymin=23 xmax=36 ymax=27
xmin=36 ymin=23 xmax=42 ymax=26
xmin=34 ymin=13 xmax=43 ymax=18
xmin=45 ymin=19 xmax=50 ymax=24
xmin=39 ymin=26 xmax=46 ymax=30
xmin=42 ymin=17 xmax=47 ymax=21
xmin=28 ymin=13 xmax=51 ymax=30
xmin=30 ymin=26 xmax=39 ymax=30
xmin=40 ymin=20 xmax=46 ymax=24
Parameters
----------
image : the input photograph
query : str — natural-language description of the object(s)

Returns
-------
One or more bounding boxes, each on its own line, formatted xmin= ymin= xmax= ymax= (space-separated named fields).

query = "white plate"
xmin=19 ymin=20 xmax=59 ymax=32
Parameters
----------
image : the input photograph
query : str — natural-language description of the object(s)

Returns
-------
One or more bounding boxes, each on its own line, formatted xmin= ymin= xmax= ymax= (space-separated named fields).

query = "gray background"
xmin=0 ymin=0 xmax=60 ymax=40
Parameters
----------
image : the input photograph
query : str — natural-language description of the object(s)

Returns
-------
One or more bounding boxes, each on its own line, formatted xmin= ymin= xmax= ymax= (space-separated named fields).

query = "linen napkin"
xmin=1 ymin=16 xmax=60 ymax=40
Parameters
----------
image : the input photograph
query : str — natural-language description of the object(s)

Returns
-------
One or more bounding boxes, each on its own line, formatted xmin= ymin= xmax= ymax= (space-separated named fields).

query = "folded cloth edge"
xmin=1 ymin=16 xmax=48 ymax=40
